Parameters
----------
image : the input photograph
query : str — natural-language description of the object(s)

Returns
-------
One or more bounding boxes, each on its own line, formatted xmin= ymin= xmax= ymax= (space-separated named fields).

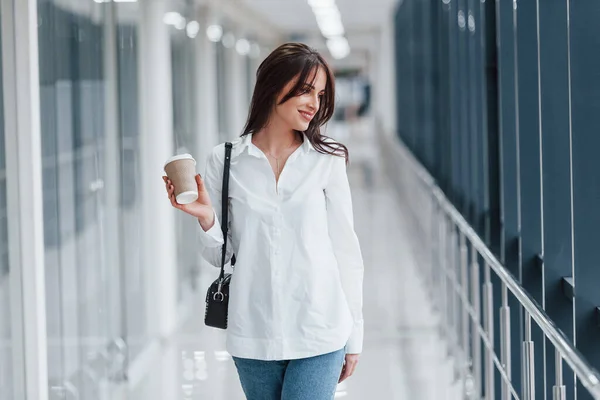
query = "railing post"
xmin=439 ymin=211 xmax=449 ymax=341
xmin=447 ymin=223 xmax=458 ymax=360
xmin=500 ymin=283 xmax=511 ymax=400
xmin=522 ymin=312 xmax=535 ymax=400
xmin=552 ymin=350 xmax=566 ymax=400
xmin=428 ymin=193 xmax=437 ymax=299
xmin=451 ymin=226 xmax=461 ymax=380
xmin=483 ymin=262 xmax=495 ymax=400
xmin=460 ymin=232 xmax=470 ymax=376
xmin=470 ymin=245 xmax=482 ymax=398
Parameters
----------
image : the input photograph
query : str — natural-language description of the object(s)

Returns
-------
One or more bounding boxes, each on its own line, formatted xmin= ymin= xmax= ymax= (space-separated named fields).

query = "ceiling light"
xmin=312 ymin=5 xmax=340 ymax=18
xmin=222 ymin=32 xmax=235 ymax=48
xmin=163 ymin=12 xmax=186 ymax=30
xmin=236 ymin=39 xmax=251 ymax=55
xmin=326 ymin=36 xmax=350 ymax=59
xmin=316 ymin=16 xmax=344 ymax=37
xmin=186 ymin=21 xmax=200 ymax=38
xmin=308 ymin=0 xmax=335 ymax=7
xmin=307 ymin=0 xmax=350 ymax=59
xmin=206 ymin=25 xmax=223 ymax=42
xmin=94 ymin=0 xmax=139 ymax=2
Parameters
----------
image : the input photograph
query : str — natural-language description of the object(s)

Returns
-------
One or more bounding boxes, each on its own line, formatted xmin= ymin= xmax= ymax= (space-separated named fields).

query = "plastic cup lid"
xmin=164 ymin=153 xmax=196 ymax=169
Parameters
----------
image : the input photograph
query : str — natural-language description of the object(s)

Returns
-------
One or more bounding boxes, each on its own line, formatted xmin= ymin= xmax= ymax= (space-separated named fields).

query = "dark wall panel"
xmin=569 ymin=2 xmax=600 ymax=398
xmin=393 ymin=0 xmax=600 ymax=397
xmin=538 ymin=0 xmax=575 ymax=397
xmin=515 ymin=0 xmax=544 ymax=396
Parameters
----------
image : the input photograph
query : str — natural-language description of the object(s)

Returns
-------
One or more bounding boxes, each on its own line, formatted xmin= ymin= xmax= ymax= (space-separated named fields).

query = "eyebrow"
xmin=302 ymin=83 xmax=326 ymax=92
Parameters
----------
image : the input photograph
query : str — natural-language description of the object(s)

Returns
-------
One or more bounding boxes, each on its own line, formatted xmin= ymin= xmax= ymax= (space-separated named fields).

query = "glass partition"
xmin=0 ymin=9 xmax=11 ymax=398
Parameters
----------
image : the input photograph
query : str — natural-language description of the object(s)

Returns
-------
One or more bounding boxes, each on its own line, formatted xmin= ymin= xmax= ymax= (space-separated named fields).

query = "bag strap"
xmin=219 ymin=142 xmax=233 ymax=280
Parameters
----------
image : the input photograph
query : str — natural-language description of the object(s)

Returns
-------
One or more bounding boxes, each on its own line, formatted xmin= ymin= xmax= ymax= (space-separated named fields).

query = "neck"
xmin=254 ymin=120 xmax=300 ymax=154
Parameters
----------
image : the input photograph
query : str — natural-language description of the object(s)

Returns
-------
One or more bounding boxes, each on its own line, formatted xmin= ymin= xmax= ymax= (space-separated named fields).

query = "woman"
xmin=163 ymin=42 xmax=364 ymax=400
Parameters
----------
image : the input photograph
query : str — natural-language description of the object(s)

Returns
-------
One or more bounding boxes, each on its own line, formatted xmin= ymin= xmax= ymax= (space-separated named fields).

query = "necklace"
xmin=261 ymin=133 xmax=300 ymax=180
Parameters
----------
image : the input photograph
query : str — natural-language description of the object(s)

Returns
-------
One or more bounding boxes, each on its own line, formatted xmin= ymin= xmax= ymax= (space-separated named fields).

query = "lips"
xmin=298 ymin=110 xmax=314 ymax=122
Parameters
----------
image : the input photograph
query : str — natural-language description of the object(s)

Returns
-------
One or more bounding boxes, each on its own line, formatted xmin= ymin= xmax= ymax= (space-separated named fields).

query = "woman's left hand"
xmin=338 ymin=353 xmax=360 ymax=383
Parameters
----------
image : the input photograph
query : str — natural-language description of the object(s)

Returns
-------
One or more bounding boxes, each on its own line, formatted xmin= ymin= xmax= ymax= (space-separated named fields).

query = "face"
xmin=272 ymin=67 xmax=328 ymax=132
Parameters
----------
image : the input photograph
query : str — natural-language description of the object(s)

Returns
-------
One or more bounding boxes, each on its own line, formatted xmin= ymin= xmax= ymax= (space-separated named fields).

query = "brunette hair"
xmin=241 ymin=42 xmax=348 ymax=162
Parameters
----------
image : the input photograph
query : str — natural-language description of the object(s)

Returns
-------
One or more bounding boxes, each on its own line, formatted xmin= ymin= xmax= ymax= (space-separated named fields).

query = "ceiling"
xmin=238 ymin=0 xmax=398 ymax=65
xmin=238 ymin=0 xmax=396 ymax=32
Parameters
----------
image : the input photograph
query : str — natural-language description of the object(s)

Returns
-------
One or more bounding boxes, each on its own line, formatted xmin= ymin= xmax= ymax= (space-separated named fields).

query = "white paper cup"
xmin=164 ymin=153 xmax=198 ymax=204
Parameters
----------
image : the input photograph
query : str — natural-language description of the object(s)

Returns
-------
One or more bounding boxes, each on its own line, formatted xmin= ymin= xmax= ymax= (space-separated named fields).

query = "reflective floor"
xmin=124 ymin=126 xmax=463 ymax=400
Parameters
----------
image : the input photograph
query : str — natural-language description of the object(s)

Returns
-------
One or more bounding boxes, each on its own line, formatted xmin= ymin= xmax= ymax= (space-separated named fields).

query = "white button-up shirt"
xmin=198 ymin=133 xmax=364 ymax=361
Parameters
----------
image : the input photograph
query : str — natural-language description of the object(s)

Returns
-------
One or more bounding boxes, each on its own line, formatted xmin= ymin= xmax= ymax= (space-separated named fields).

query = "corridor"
xmin=127 ymin=128 xmax=462 ymax=400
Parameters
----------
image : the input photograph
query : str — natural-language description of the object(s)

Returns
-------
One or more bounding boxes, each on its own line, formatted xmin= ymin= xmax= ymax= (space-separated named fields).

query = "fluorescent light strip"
xmin=307 ymin=0 xmax=349 ymax=59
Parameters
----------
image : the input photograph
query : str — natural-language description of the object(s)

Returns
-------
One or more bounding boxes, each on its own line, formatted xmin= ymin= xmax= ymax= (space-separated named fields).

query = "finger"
xmin=340 ymin=359 xmax=358 ymax=383
xmin=345 ymin=361 xmax=357 ymax=378
xmin=338 ymin=364 xmax=346 ymax=383
xmin=339 ymin=366 xmax=351 ymax=383
xmin=196 ymin=174 xmax=205 ymax=190
xmin=169 ymin=191 xmax=181 ymax=209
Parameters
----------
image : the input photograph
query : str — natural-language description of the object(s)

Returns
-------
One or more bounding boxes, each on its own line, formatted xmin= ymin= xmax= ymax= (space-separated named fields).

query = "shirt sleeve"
xmin=325 ymin=155 xmax=364 ymax=354
xmin=198 ymin=146 xmax=234 ymax=268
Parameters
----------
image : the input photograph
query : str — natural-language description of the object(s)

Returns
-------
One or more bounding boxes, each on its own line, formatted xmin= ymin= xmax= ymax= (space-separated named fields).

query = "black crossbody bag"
xmin=205 ymin=142 xmax=236 ymax=329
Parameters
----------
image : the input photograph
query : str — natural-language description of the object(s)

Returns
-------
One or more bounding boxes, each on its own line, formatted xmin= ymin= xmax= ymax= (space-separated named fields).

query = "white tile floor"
xmin=126 ymin=130 xmax=464 ymax=400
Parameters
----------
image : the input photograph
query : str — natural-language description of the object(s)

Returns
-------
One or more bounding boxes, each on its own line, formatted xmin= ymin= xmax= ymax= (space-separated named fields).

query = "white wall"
xmin=138 ymin=0 xmax=177 ymax=340
xmin=372 ymin=12 xmax=397 ymax=136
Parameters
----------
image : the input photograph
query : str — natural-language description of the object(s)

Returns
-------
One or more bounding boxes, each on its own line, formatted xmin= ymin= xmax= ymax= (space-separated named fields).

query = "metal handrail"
xmin=376 ymin=128 xmax=600 ymax=399
xmin=432 ymin=185 xmax=600 ymax=396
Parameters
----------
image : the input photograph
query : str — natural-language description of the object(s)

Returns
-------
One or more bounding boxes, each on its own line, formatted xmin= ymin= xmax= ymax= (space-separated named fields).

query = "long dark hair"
xmin=241 ymin=42 xmax=349 ymax=162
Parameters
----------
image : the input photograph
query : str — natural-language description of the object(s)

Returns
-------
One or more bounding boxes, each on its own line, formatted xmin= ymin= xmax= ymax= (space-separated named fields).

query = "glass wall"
xmin=0 ymin=9 xmax=11 ymax=397
xmin=36 ymin=1 xmax=145 ymax=396
xmin=115 ymin=0 xmax=146 ymax=365
xmin=0 ymin=0 xmax=269 ymax=396
xmin=169 ymin=3 xmax=200 ymax=302
xmin=216 ymin=34 xmax=228 ymax=140
xmin=38 ymin=1 xmax=115 ymax=397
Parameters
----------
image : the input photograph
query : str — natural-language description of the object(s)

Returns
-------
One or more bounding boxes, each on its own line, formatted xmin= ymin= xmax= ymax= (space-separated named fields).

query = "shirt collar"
xmin=234 ymin=132 xmax=315 ymax=158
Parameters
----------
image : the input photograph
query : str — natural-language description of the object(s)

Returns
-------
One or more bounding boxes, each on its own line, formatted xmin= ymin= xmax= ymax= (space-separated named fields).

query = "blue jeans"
xmin=232 ymin=348 xmax=346 ymax=400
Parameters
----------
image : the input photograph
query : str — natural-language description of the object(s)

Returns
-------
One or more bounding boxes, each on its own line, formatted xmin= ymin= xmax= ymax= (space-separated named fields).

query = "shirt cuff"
xmin=345 ymin=319 xmax=364 ymax=354
xmin=198 ymin=209 xmax=224 ymax=248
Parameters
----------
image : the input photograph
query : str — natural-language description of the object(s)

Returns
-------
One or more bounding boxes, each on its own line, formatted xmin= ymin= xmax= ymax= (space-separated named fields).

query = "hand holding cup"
xmin=163 ymin=154 xmax=215 ymax=228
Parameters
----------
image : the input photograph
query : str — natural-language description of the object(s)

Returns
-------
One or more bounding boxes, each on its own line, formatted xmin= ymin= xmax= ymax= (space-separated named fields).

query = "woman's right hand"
xmin=163 ymin=174 xmax=215 ymax=227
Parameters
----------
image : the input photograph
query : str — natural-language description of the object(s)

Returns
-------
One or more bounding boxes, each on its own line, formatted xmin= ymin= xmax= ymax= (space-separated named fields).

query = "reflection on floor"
xmin=127 ymin=128 xmax=463 ymax=400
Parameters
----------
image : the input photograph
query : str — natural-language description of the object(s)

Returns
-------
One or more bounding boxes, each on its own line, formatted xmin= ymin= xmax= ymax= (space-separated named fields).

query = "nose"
xmin=308 ymin=93 xmax=319 ymax=112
